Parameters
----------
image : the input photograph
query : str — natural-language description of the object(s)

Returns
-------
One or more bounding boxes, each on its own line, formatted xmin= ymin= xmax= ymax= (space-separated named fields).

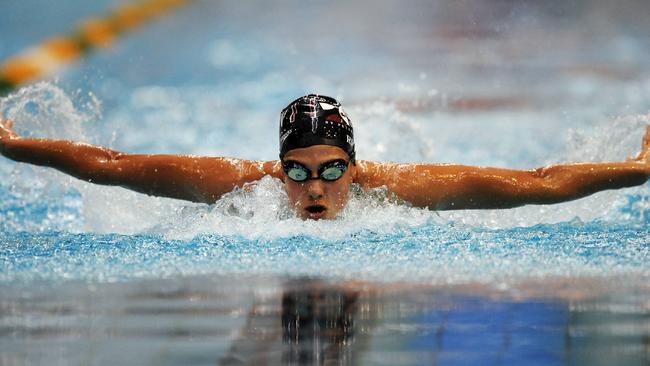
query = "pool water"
xmin=2 ymin=1 xmax=650 ymax=365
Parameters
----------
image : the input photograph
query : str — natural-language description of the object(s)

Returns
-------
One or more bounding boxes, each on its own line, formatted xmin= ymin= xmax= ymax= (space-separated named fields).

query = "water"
xmin=2 ymin=0 xmax=650 ymax=365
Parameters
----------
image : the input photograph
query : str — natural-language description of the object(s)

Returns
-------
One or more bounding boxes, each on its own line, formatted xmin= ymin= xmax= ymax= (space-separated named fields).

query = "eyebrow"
xmin=283 ymin=158 xmax=347 ymax=167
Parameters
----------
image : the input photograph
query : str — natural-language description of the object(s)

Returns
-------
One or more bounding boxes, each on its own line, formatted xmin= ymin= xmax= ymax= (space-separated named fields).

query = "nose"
xmin=306 ymin=180 xmax=324 ymax=200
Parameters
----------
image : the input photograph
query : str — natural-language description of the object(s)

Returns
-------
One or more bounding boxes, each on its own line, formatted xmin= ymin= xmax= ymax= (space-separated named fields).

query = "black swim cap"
xmin=279 ymin=94 xmax=355 ymax=162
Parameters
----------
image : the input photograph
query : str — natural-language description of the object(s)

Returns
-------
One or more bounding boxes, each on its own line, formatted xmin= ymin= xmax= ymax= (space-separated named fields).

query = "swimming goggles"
xmin=282 ymin=159 xmax=349 ymax=182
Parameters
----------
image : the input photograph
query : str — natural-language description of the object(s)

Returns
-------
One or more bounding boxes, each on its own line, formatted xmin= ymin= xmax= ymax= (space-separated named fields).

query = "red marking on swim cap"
xmin=326 ymin=115 xmax=342 ymax=123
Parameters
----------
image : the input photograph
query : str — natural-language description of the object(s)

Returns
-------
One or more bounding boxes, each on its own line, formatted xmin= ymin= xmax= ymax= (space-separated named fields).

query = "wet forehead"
xmin=283 ymin=145 xmax=349 ymax=166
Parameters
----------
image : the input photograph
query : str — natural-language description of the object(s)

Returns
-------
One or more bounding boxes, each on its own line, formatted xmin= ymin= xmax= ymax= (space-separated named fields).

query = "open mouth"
xmin=305 ymin=205 xmax=326 ymax=214
xmin=304 ymin=205 xmax=327 ymax=218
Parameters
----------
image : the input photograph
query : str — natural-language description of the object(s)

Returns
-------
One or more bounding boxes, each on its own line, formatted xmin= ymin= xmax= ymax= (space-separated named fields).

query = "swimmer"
xmin=1 ymin=94 xmax=649 ymax=220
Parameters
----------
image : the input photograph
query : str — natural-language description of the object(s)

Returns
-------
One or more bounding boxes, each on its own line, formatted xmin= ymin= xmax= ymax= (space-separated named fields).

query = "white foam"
xmin=0 ymin=82 xmax=99 ymax=141
xmin=1 ymin=83 xmax=648 ymax=238
xmin=144 ymin=176 xmax=436 ymax=241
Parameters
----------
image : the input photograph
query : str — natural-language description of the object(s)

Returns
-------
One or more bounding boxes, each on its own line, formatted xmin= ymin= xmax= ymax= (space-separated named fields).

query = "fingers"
xmin=0 ymin=115 xmax=9 ymax=128
xmin=628 ymin=125 xmax=650 ymax=162
xmin=0 ymin=115 xmax=17 ymax=141
xmin=0 ymin=115 xmax=14 ymax=130
xmin=636 ymin=124 xmax=650 ymax=163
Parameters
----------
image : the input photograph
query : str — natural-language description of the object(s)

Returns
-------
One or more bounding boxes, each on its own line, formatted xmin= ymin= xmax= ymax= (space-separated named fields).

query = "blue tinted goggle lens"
xmin=283 ymin=160 xmax=348 ymax=182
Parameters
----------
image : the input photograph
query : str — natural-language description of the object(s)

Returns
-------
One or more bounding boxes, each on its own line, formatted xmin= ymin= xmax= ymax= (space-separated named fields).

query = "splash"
xmin=1 ymin=83 xmax=648 ymax=240
xmin=146 ymin=176 xmax=436 ymax=241
xmin=0 ymin=82 xmax=100 ymax=141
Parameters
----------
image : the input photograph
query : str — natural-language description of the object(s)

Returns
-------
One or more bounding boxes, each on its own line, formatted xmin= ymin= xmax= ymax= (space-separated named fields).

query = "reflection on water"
xmin=220 ymin=279 xmax=367 ymax=365
xmin=1 ymin=276 xmax=649 ymax=366
xmin=280 ymin=281 xmax=359 ymax=365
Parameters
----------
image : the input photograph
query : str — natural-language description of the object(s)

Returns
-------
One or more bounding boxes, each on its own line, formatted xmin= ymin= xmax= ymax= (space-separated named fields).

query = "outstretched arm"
xmin=0 ymin=117 xmax=281 ymax=203
xmin=356 ymin=126 xmax=650 ymax=210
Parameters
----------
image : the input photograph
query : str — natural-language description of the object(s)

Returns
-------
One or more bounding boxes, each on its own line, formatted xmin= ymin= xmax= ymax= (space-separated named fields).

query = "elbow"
xmin=79 ymin=152 xmax=126 ymax=184
xmin=528 ymin=169 xmax=579 ymax=203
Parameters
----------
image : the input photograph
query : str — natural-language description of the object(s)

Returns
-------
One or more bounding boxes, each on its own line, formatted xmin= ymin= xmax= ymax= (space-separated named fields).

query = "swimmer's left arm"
xmin=356 ymin=125 xmax=650 ymax=210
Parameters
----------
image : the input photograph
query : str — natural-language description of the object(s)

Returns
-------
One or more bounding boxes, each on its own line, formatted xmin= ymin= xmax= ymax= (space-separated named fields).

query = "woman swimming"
xmin=1 ymin=94 xmax=649 ymax=220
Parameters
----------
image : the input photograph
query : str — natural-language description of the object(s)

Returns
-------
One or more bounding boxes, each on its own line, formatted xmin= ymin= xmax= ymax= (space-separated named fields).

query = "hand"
xmin=631 ymin=125 xmax=650 ymax=179
xmin=634 ymin=125 xmax=650 ymax=165
xmin=0 ymin=114 xmax=19 ymax=155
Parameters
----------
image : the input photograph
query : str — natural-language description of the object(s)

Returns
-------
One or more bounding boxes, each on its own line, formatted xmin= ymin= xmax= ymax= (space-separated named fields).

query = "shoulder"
xmin=202 ymin=157 xmax=282 ymax=180
xmin=260 ymin=160 xmax=283 ymax=179
xmin=148 ymin=156 xmax=282 ymax=182
xmin=354 ymin=160 xmax=468 ymax=188
xmin=354 ymin=160 xmax=402 ymax=188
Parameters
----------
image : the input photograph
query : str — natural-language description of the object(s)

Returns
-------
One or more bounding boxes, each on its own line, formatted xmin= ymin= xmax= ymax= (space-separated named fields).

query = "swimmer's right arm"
xmin=0 ymin=117 xmax=282 ymax=203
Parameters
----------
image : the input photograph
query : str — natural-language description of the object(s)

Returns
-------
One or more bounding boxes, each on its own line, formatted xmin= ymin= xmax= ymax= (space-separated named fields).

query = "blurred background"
xmin=2 ymin=1 xmax=650 ymax=365
xmin=2 ymin=0 xmax=650 ymax=164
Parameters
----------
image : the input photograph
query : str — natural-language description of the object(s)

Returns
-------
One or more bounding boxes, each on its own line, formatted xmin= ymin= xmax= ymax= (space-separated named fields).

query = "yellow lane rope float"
xmin=0 ymin=0 xmax=193 ymax=96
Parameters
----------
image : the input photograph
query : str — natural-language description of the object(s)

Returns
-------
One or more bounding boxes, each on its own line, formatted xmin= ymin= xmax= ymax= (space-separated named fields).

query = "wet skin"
xmin=282 ymin=145 xmax=357 ymax=220
xmin=2 ymin=115 xmax=649 ymax=220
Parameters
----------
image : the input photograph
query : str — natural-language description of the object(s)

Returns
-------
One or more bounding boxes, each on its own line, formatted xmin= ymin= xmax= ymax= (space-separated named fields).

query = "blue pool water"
xmin=2 ymin=1 xmax=650 ymax=365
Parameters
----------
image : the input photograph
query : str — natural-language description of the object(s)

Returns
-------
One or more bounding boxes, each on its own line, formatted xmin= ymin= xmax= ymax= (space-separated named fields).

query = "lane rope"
xmin=0 ymin=0 xmax=193 ymax=96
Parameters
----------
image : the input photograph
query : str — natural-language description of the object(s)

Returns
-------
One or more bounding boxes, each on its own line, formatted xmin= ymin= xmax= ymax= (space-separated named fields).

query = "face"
xmin=282 ymin=145 xmax=356 ymax=220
